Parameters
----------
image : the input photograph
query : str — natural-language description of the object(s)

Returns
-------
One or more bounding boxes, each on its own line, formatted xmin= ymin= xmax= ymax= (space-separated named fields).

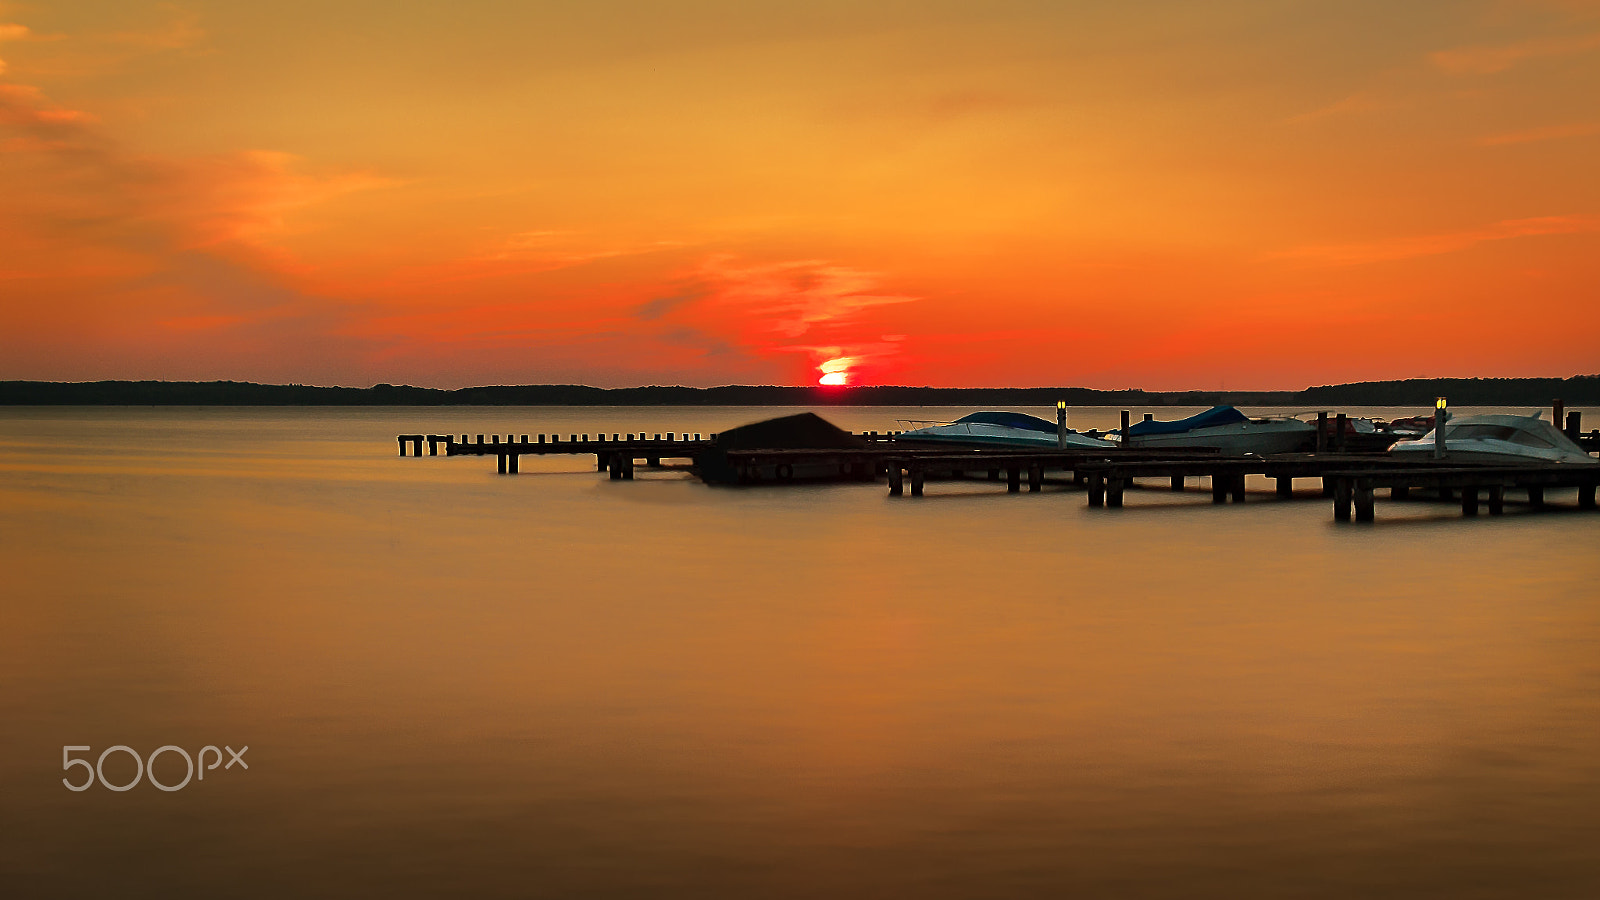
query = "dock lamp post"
xmin=1434 ymin=397 xmax=1448 ymax=459
xmin=1057 ymin=401 xmax=1068 ymax=449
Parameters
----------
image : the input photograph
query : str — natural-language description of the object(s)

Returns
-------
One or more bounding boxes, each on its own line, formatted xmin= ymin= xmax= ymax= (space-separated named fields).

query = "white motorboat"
xmin=897 ymin=411 xmax=1118 ymax=450
xmin=1388 ymin=413 xmax=1597 ymax=466
xmin=1118 ymin=406 xmax=1314 ymax=455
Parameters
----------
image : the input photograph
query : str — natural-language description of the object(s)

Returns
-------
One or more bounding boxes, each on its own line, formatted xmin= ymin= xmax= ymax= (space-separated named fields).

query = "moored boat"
xmin=1387 ymin=413 xmax=1597 ymax=466
xmin=1118 ymin=406 xmax=1314 ymax=455
xmin=896 ymin=411 xmax=1117 ymax=450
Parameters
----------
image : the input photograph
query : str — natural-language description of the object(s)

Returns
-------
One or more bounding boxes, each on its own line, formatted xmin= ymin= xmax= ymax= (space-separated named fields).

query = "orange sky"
xmin=1 ymin=1 xmax=1596 ymax=389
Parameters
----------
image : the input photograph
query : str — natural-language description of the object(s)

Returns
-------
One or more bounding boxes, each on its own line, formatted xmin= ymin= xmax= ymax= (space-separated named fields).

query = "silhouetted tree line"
xmin=2 ymin=376 xmax=1596 ymax=406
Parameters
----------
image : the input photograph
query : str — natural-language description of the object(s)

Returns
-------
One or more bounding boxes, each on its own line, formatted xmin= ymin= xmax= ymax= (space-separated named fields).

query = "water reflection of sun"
xmin=817 ymin=357 xmax=853 ymax=386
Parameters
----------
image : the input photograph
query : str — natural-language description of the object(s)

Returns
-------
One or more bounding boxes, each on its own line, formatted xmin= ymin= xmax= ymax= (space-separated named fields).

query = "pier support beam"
xmin=1462 ymin=487 xmax=1479 ymax=516
xmin=1106 ymin=477 xmax=1125 ymax=508
xmin=987 ymin=469 xmax=1000 ymax=481
xmin=1212 ymin=474 xmax=1228 ymax=505
xmin=1276 ymin=476 xmax=1293 ymax=498
xmin=1171 ymin=474 xmax=1185 ymax=492
xmin=1488 ymin=485 xmax=1505 ymax=515
xmin=1334 ymin=478 xmax=1352 ymax=522
xmin=1007 ymin=467 xmax=1021 ymax=493
xmin=911 ymin=469 xmax=925 ymax=497
xmin=1231 ymin=472 xmax=1246 ymax=503
xmin=1321 ymin=477 xmax=1335 ymax=498
xmin=1028 ymin=464 xmax=1043 ymax=493
xmin=1528 ymin=486 xmax=1545 ymax=508
xmin=1580 ymin=484 xmax=1596 ymax=510
xmin=889 ymin=466 xmax=903 ymax=496
xmin=1354 ymin=478 xmax=1374 ymax=522
xmin=1392 ymin=485 xmax=1410 ymax=500
xmin=1088 ymin=472 xmax=1105 ymax=508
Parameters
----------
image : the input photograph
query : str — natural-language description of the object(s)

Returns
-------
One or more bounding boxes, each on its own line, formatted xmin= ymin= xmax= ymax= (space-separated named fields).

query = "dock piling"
xmin=1354 ymin=478 xmax=1374 ymax=522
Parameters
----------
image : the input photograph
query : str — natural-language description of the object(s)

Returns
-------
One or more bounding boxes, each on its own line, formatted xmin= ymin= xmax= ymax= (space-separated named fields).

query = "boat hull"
xmin=1124 ymin=421 xmax=1314 ymax=455
xmin=896 ymin=423 xmax=1116 ymax=451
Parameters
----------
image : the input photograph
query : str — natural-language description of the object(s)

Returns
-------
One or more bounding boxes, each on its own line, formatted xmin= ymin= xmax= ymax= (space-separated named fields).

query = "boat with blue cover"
xmin=1117 ymin=406 xmax=1314 ymax=455
xmin=897 ymin=411 xmax=1118 ymax=450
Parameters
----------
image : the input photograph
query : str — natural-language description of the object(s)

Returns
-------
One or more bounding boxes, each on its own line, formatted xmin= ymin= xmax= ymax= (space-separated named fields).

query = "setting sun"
xmin=818 ymin=356 xmax=855 ymax=386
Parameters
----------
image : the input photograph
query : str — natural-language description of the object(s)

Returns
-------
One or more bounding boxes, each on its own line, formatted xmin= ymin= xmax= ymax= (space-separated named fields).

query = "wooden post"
xmin=1028 ymin=464 xmax=1043 ymax=492
xmin=1276 ymin=476 xmax=1293 ymax=497
xmin=1488 ymin=485 xmax=1504 ymax=515
xmin=987 ymin=468 xmax=1000 ymax=481
xmin=1315 ymin=411 xmax=1328 ymax=453
xmin=1120 ymin=410 xmax=1131 ymax=448
xmin=1567 ymin=411 xmax=1582 ymax=442
xmin=1107 ymin=477 xmax=1124 ymax=508
xmin=1211 ymin=473 xmax=1228 ymax=504
xmin=1462 ymin=487 xmax=1479 ymax=516
xmin=497 ymin=452 xmax=507 ymax=474
xmin=608 ymin=454 xmax=622 ymax=480
xmin=910 ymin=468 xmax=925 ymax=497
xmin=1528 ymin=485 xmax=1544 ymax=508
xmin=622 ymin=456 xmax=634 ymax=480
xmin=1007 ymin=467 xmax=1021 ymax=493
xmin=1171 ymin=474 xmax=1185 ymax=492
xmin=1392 ymin=485 xmax=1410 ymax=500
xmin=1579 ymin=483 xmax=1596 ymax=510
xmin=398 ymin=437 xmax=407 ymax=457
xmin=1354 ymin=477 xmax=1374 ymax=522
xmin=1334 ymin=477 xmax=1352 ymax=522
xmin=1321 ymin=477 xmax=1335 ymax=498
xmin=1088 ymin=472 xmax=1105 ymax=507
xmin=597 ymin=454 xmax=607 ymax=472
xmin=1553 ymin=399 xmax=1564 ymax=430
xmin=507 ymin=452 xmax=519 ymax=475
xmin=1231 ymin=471 xmax=1246 ymax=503
xmin=1334 ymin=413 xmax=1347 ymax=452
xmin=888 ymin=465 xmax=904 ymax=496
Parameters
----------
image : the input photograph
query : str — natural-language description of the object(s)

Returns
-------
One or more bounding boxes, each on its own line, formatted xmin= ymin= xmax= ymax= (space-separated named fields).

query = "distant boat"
xmin=897 ymin=411 xmax=1117 ymax=450
xmin=1118 ymin=406 xmax=1314 ymax=455
xmin=1388 ymin=413 xmax=1597 ymax=466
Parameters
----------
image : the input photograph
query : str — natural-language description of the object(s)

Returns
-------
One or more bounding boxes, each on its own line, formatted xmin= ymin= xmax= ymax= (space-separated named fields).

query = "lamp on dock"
xmin=1057 ymin=401 xmax=1068 ymax=449
xmin=1434 ymin=397 xmax=1448 ymax=460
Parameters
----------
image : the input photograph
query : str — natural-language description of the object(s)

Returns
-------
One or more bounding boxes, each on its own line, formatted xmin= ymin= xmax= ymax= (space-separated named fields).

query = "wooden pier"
xmin=1324 ymin=465 xmax=1600 ymax=522
xmin=397 ymin=421 xmax=1599 ymax=523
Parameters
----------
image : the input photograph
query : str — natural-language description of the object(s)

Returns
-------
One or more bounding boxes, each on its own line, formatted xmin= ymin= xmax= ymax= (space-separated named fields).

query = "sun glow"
xmin=817 ymin=356 xmax=855 ymax=386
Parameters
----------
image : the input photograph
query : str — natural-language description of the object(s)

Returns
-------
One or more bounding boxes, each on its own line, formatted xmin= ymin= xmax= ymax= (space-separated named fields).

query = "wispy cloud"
xmin=1430 ymin=31 xmax=1600 ymax=74
xmin=630 ymin=256 xmax=919 ymax=381
xmin=0 ymin=40 xmax=393 ymax=377
xmin=1276 ymin=215 xmax=1600 ymax=265
xmin=1477 ymin=121 xmax=1600 ymax=145
xmin=0 ymin=8 xmax=202 ymax=80
xmin=1286 ymin=90 xmax=1401 ymax=124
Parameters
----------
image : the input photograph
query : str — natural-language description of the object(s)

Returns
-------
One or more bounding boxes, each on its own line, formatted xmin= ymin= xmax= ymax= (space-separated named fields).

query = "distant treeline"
xmin=2 ymin=377 xmax=1597 ymax=407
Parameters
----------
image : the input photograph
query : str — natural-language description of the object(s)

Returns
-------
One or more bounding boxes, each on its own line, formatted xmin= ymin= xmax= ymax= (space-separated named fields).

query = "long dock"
xmin=396 ymin=422 xmax=1600 ymax=522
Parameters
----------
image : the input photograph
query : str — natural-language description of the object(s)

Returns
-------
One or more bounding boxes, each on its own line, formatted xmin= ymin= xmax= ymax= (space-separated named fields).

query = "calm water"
xmin=2 ymin=405 xmax=1598 ymax=898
